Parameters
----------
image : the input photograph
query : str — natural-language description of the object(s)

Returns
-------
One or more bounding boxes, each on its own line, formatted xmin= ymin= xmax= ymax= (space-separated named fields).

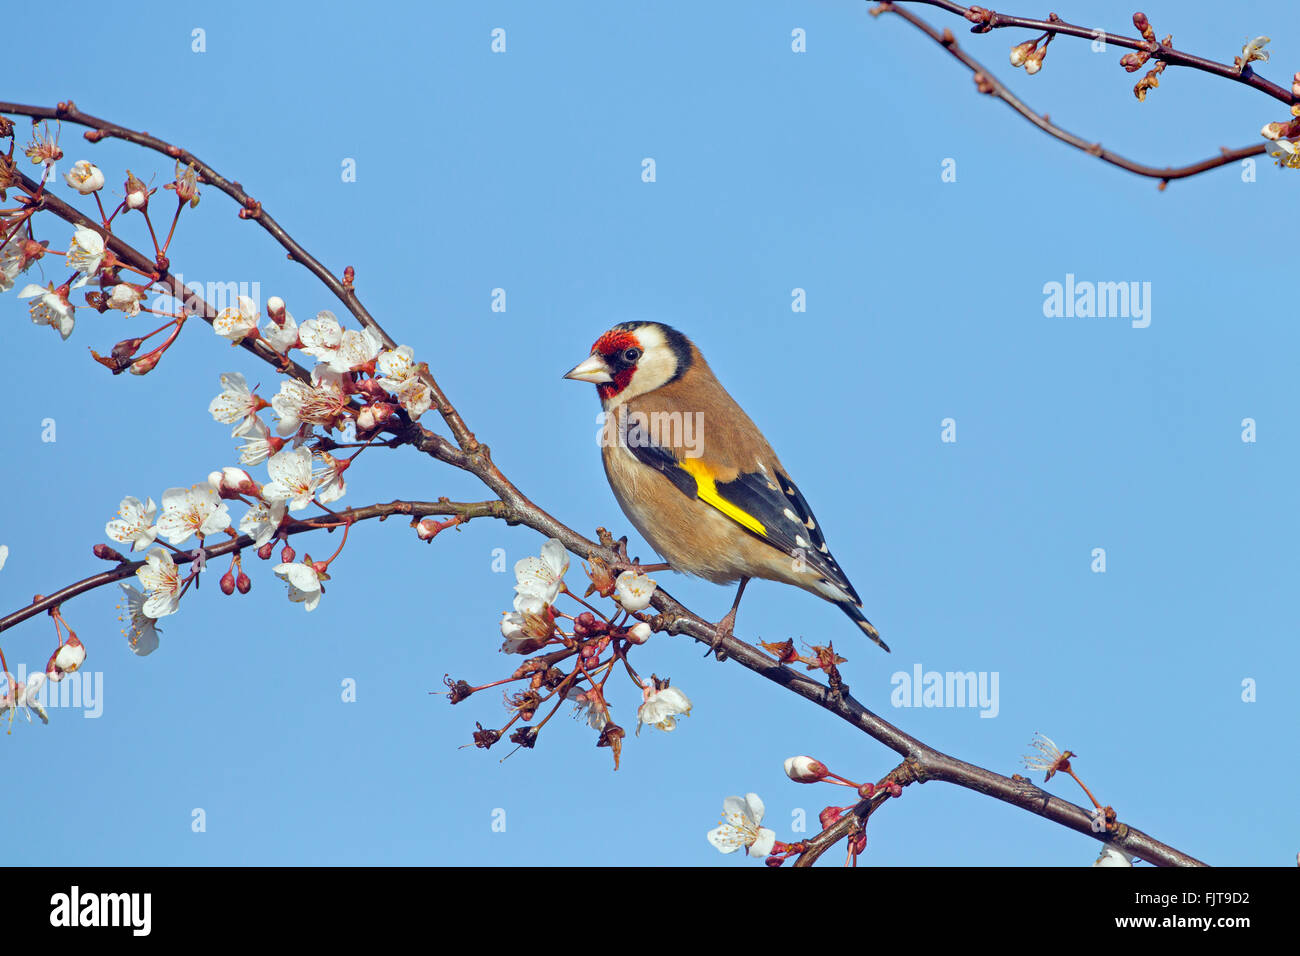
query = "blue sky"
xmin=1 ymin=0 xmax=1296 ymax=866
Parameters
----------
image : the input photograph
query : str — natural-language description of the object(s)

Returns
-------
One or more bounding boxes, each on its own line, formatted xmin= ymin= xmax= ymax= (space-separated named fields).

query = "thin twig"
xmin=876 ymin=3 xmax=1270 ymax=185
xmin=902 ymin=0 xmax=1294 ymax=104
xmin=0 ymin=499 xmax=506 ymax=634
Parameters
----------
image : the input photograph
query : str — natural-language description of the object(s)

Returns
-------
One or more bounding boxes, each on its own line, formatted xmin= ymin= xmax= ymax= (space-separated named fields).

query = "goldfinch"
xmin=564 ymin=321 xmax=887 ymax=652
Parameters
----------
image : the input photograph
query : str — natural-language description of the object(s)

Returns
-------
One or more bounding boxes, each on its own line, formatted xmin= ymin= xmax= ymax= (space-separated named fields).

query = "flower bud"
xmin=65 ymin=160 xmax=106 ymax=194
xmin=207 ymin=466 xmax=259 ymax=499
xmin=46 ymin=636 xmax=87 ymax=682
xmin=266 ymin=295 xmax=286 ymax=323
xmin=220 ymin=570 xmax=236 ymax=595
xmin=280 ymin=543 xmax=296 ymax=564
xmin=93 ymin=543 xmax=126 ymax=562
xmin=236 ymin=571 xmax=252 ymax=594
xmin=818 ymin=806 xmax=846 ymax=829
xmin=625 ymin=621 xmax=652 ymax=644
xmin=356 ymin=378 xmax=391 ymax=402
xmin=256 ymin=541 xmax=275 ymax=560
xmin=1009 ymin=40 xmax=1035 ymax=67
xmin=574 ymin=611 xmax=608 ymax=638
xmin=129 ymin=351 xmax=163 ymax=376
xmin=784 ymin=755 xmax=830 ymax=783
xmin=107 ymin=283 xmax=145 ymax=316
xmin=1120 ymin=51 xmax=1148 ymax=72
xmin=124 ymin=171 xmax=149 ymax=210
xmin=356 ymin=401 xmax=397 ymax=433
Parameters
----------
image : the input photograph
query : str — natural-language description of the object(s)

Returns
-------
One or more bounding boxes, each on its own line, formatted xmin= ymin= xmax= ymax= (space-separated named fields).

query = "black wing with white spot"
xmin=713 ymin=467 xmax=862 ymax=605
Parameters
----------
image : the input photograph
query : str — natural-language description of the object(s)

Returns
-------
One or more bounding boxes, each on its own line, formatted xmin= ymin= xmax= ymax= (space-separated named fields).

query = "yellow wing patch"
xmin=677 ymin=459 xmax=767 ymax=537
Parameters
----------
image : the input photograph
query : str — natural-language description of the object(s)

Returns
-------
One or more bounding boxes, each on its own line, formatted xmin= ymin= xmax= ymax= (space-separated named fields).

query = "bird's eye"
xmin=622 ymin=347 xmax=642 ymax=364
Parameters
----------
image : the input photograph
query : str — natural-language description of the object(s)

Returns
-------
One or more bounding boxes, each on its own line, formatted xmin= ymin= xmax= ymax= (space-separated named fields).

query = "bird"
xmin=563 ymin=321 xmax=887 ymax=653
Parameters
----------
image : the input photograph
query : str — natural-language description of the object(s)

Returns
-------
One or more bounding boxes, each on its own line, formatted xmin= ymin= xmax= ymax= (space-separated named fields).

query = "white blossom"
xmin=614 ymin=569 xmax=657 ymax=612
xmin=636 ymin=682 xmax=691 ymax=734
xmin=63 ymin=160 xmax=106 ymax=194
xmin=209 ymin=372 xmax=264 ymax=437
xmin=513 ymin=538 xmax=569 ymax=605
xmin=155 ymin=485 xmax=231 ymax=545
xmin=65 ymin=226 xmax=105 ymax=280
xmin=18 ymin=283 xmax=75 ymax=339
xmin=298 ymin=311 xmax=343 ymax=363
xmin=136 ymin=548 xmax=182 ymax=618
xmin=312 ymin=452 xmax=347 ymax=505
xmin=117 ymin=583 xmax=161 ymax=655
xmin=105 ymin=495 xmax=158 ymax=552
xmin=1093 ymin=846 xmax=1135 ymax=867
xmin=263 ymin=447 xmax=319 ymax=512
xmin=1 ymin=672 xmax=49 ymax=727
xmin=213 ymin=295 xmax=260 ymax=344
xmin=106 ymin=283 xmax=144 ymax=317
xmin=261 ymin=308 xmax=299 ymax=354
xmin=706 ymin=794 xmax=777 ymax=857
xmin=274 ymin=557 xmax=325 ymax=612
xmin=239 ymin=500 xmax=287 ymax=548
xmin=236 ymin=418 xmax=279 ymax=466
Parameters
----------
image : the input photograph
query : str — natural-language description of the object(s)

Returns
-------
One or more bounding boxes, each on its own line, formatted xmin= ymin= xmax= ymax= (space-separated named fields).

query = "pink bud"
xmin=46 ymin=636 xmax=87 ymax=682
xmin=356 ymin=402 xmax=397 ymax=434
xmin=784 ymin=755 xmax=830 ymax=783
xmin=266 ymin=296 xmax=287 ymax=324
xmin=93 ymin=543 xmax=126 ymax=562
xmin=207 ymin=467 xmax=259 ymax=499
xmin=220 ymin=570 xmax=236 ymax=595
xmin=280 ymin=543 xmax=296 ymax=564
xmin=256 ymin=541 xmax=275 ymax=560
xmin=129 ymin=351 xmax=163 ymax=376
xmin=236 ymin=571 xmax=251 ymax=594
xmin=818 ymin=806 xmax=846 ymax=829
xmin=356 ymin=379 xmax=390 ymax=402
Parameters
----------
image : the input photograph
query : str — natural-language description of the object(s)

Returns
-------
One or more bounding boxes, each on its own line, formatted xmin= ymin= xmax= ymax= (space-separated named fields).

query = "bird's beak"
xmin=563 ymin=353 xmax=613 ymax=384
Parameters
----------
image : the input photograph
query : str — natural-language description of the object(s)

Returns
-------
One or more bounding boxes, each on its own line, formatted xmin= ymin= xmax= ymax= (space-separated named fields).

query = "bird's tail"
xmin=839 ymin=602 xmax=890 ymax=653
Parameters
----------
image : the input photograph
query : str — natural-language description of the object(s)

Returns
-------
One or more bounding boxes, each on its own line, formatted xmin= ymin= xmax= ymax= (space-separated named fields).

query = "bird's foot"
xmin=703 ymin=607 xmax=738 ymax=662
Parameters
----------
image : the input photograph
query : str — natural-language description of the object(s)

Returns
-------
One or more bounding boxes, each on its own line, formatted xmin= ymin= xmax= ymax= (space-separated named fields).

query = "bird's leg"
xmin=705 ymin=577 xmax=749 ymax=660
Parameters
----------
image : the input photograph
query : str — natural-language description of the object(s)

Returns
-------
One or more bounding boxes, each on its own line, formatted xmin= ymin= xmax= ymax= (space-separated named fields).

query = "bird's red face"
xmin=564 ymin=322 xmax=691 ymax=408
xmin=564 ymin=328 xmax=645 ymax=403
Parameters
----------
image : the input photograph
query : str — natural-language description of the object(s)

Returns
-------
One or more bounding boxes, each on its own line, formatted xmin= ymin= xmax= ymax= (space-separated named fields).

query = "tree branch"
xmin=0 ymin=499 xmax=506 ymax=634
xmin=903 ymin=0 xmax=1295 ymax=104
xmin=875 ymin=2 xmax=1281 ymax=186
xmin=0 ymin=100 xmax=481 ymax=453
xmin=0 ymin=97 xmax=1211 ymax=866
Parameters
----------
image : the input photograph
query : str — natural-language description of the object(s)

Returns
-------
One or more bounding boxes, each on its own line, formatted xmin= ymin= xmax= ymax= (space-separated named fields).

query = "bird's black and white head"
xmin=563 ymin=321 xmax=694 ymax=409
